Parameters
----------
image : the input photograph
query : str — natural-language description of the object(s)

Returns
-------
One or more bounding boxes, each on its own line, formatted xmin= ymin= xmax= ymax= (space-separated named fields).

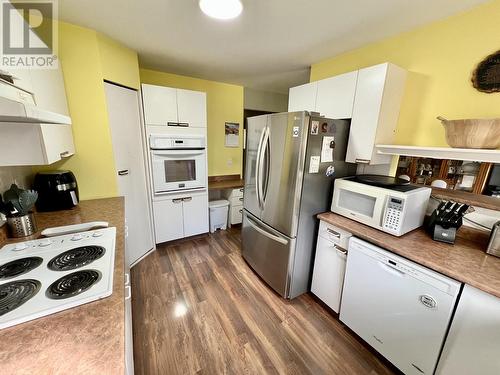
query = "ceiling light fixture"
xmin=199 ymin=0 xmax=243 ymax=20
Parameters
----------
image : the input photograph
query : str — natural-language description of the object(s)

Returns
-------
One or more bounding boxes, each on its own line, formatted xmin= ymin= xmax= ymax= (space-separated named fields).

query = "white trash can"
xmin=209 ymin=200 xmax=230 ymax=233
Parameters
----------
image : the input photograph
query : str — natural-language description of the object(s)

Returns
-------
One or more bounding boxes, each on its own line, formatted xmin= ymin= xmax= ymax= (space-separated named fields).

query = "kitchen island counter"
xmin=0 ymin=197 xmax=125 ymax=375
xmin=318 ymin=211 xmax=500 ymax=299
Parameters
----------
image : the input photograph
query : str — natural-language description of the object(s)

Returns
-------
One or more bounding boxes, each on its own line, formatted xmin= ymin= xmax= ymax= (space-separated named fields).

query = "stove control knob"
xmin=14 ymin=242 xmax=29 ymax=251
xmin=39 ymin=239 xmax=52 ymax=247
xmin=92 ymin=232 xmax=103 ymax=238
xmin=71 ymin=234 xmax=83 ymax=241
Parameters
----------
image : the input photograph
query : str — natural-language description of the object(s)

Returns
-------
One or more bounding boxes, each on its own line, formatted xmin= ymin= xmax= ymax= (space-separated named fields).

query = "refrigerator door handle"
xmin=255 ymin=127 xmax=266 ymax=209
xmin=261 ymin=127 xmax=270 ymax=205
xmin=246 ymin=214 xmax=288 ymax=245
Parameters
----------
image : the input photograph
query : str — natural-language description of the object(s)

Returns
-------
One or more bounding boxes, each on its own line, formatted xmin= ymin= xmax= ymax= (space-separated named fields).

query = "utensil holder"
xmin=7 ymin=213 xmax=37 ymax=238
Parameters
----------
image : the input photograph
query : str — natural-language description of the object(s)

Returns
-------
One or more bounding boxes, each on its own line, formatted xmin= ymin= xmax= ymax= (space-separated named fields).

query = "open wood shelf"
xmin=376 ymin=145 xmax=500 ymax=163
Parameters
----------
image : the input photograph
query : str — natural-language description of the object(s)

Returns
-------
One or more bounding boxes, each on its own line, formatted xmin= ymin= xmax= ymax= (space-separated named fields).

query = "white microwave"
xmin=150 ymin=134 xmax=207 ymax=194
xmin=331 ymin=177 xmax=431 ymax=236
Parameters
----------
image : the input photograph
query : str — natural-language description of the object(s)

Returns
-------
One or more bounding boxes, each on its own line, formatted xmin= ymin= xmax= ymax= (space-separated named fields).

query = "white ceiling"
xmin=59 ymin=0 xmax=488 ymax=93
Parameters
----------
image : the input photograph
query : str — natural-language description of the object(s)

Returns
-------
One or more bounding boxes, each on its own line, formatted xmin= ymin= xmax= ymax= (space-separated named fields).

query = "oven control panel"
xmin=382 ymin=197 xmax=404 ymax=232
xmin=150 ymin=135 xmax=206 ymax=149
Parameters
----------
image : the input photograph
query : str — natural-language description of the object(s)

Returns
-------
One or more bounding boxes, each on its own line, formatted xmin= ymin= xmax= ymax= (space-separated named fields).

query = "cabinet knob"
xmin=118 ymin=170 xmax=129 ymax=176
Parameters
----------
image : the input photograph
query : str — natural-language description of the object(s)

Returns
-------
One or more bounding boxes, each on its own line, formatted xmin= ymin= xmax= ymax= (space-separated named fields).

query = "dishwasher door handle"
xmin=379 ymin=261 xmax=406 ymax=277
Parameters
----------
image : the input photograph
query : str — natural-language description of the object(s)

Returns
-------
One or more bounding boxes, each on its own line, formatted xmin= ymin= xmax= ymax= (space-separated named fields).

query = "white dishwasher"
xmin=340 ymin=237 xmax=461 ymax=375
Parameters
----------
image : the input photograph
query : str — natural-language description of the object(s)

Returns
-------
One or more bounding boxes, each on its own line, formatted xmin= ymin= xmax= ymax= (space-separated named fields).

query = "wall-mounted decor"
xmin=225 ymin=122 xmax=239 ymax=147
xmin=472 ymin=50 xmax=500 ymax=93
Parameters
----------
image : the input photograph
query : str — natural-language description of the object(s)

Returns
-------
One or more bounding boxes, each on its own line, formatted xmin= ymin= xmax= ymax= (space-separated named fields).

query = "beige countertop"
xmin=0 ymin=197 xmax=125 ymax=375
xmin=317 ymin=212 xmax=500 ymax=298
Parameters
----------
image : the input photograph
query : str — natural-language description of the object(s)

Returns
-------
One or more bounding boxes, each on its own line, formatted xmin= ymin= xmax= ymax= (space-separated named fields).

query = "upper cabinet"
xmin=141 ymin=84 xmax=207 ymax=128
xmin=288 ymin=62 xmax=407 ymax=165
xmin=0 ymin=123 xmax=74 ymax=166
xmin=346 ymin=63 xmax=407 ymax=165
xmin=28 ymin=65 xmax=70 ymax=117
xmin=288 ymin=82 xmax=317 ymax=112
xmin=316 ymin=71 xmax=358 ymax=120
xmin=141 ymin=84 xmax=178 ymax=126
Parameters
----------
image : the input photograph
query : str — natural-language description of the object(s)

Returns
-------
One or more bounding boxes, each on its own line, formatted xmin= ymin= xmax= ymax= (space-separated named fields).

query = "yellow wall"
xmin=97 ymin=34 xmax=140 ymax=90
xmin=140 ymin=68 xmax=244 ymax=176
xmin=36 ymin=23 xmax=142 ymax=200
xmin=310 ymin=0 xmax=500 ymax=147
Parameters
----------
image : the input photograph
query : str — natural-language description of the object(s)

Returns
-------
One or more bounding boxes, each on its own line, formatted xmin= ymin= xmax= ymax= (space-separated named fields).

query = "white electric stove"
xmin=0 ymin=227 xmax=116 ymax=330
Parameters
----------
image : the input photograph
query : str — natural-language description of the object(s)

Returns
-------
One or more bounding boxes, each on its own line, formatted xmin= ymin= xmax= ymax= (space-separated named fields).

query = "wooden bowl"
xmin=437 ymin=117 xmax=500 ymax=149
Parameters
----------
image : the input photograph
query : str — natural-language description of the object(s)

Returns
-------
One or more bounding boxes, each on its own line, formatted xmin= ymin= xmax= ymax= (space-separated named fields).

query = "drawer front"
xmin=228 ymin=187 xmax=244 ymax=199
xmin=230 ymin=205 xmax=243 ymax=224
xmin=318 ymin=220 xmax=352 ymax=249
xmin=230 ymin=195 xmax=244 ymax=206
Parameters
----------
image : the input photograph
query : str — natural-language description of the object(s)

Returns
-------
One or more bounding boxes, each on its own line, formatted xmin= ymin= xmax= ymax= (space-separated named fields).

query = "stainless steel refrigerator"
xmin=242 ymin=111 xmax=356 ymax=299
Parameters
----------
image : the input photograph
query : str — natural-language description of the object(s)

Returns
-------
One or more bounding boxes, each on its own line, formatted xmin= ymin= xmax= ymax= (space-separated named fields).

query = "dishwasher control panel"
xmin=382 ymin=197 xmax=404 ymax=232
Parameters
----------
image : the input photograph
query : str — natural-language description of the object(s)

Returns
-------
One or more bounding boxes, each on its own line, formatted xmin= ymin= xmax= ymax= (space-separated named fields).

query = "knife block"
xmin=426 ymin=210 xmax=463 ymax=244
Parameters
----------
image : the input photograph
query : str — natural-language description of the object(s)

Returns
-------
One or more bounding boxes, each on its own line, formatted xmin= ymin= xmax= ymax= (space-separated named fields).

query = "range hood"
xmin=0 ymin=80 xmax=71 ymax=124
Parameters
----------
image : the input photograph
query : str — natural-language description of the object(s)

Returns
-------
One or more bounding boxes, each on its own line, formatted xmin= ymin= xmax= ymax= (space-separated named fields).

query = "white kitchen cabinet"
xmin=223 ymin=187 xmax=244 ymax=226
xmin=288 ymin=82 xmax=317 ymax=112
xmin=0 ymin=123 xmax=74 ymax=166
xmin=436 ymin=285 xmax=500 ymax=375
xmin=141 ymin=84 xmax=207 ymax=128
xmin=153 ymin=198 xmax=184 ymax=243
xmin=311 ymin=221 xmax=351 ymax=313
xmin=182 ymin=194 xmax=209 ymax=237
xmin=346 ymin=63 xmax=407 ymax=165
xmin=124 ymin=264 xmax=134 ymax=375
xmin=29 ymin=65 xmax=70 ymax=117
xmin=153 ymin=192 xmax=209 ymax=243
xmin=141 ymin=84 xmax=178 ymax=126
xmin=315 ymin=71 xmax=358 ymax=119
xmin=105 ymin=83 xmax=155 ymax=267
xmin=177 ymin=88 xmax=206 ymax=127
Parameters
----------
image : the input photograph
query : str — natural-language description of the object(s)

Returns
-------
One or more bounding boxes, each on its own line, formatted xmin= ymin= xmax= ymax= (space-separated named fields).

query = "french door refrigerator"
xmin=242 ymin=111 xmax=356 ymax=299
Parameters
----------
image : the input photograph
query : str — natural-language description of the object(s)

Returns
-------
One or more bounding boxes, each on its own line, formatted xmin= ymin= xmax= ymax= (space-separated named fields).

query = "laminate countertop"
xmin=317 ymin=212 xmax=500 ymax=299
xmin=0 ymin=197 xmax=125 ymax=375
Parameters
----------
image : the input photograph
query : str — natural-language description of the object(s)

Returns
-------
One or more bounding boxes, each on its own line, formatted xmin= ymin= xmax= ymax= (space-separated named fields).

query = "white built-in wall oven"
xmin=150 ymin=134 xmax=207 ymax=194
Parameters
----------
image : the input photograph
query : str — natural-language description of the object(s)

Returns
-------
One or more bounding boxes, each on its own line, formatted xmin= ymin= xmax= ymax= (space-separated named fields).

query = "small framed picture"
xmin=225 ymin=122 xmax=239 ymax=147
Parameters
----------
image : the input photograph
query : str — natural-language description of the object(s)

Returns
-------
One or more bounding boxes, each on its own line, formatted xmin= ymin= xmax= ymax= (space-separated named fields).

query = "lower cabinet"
xmin=311 ymin=221 xmax=351 ymax=313
xmin=124 ymin=263 xmax=134 ymax=375
xmin=224 ymin=187 xmax=244 ymax=226
xmin=153 ymin=192 xmax=209 ymax=244
xmin=436 ymin=285 xmax=500 ymax=375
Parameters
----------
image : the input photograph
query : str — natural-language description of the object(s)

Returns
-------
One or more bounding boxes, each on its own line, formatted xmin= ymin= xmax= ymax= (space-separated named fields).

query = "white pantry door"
xmin=104 ymin=82 xmax=155 ymax=266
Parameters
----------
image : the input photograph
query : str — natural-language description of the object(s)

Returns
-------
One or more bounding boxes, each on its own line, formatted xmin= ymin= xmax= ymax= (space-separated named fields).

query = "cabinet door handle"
xmin=355 ymin=158 xmax=370 ymax=164
xmin=125 ymin=285 xmax=132 ymax=300
xmin=118 ymin=170 xmax=129 ymax=176
xmin=167 ymin=122 xmax=178 ymax=127
xmin=172 ymin=198 xmax=183 ymax=203
xmin=182 ymin=197 xmax=192 ymax=202
xmin=60 ymin=151 xmax=71 ymax=158
xmin=333 ymin=244 xmax=347 ymax=255
xmin=327 ymin=228 xmax=341 ymax=238
xmin=239 ymin=197 xmax=244 ymax=201
xmin=239 ymin=209 xmax=242 ymax=213
xmin=178 ymin=122 xmax=189 ymax=127
xmin=239 ymin=188 xmax=244 ymax=192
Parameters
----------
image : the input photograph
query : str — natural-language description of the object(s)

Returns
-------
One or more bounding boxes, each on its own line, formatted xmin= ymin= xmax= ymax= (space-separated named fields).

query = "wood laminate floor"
xmin=131 ymin=227 xmax=396 ymax=375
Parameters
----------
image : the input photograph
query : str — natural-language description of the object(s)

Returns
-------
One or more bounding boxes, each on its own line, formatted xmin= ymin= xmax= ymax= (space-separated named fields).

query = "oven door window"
xmin=338 ymin=189 xmax=376 ymax=217
xmin=164 ymin=160 xmax=196 ymax=182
